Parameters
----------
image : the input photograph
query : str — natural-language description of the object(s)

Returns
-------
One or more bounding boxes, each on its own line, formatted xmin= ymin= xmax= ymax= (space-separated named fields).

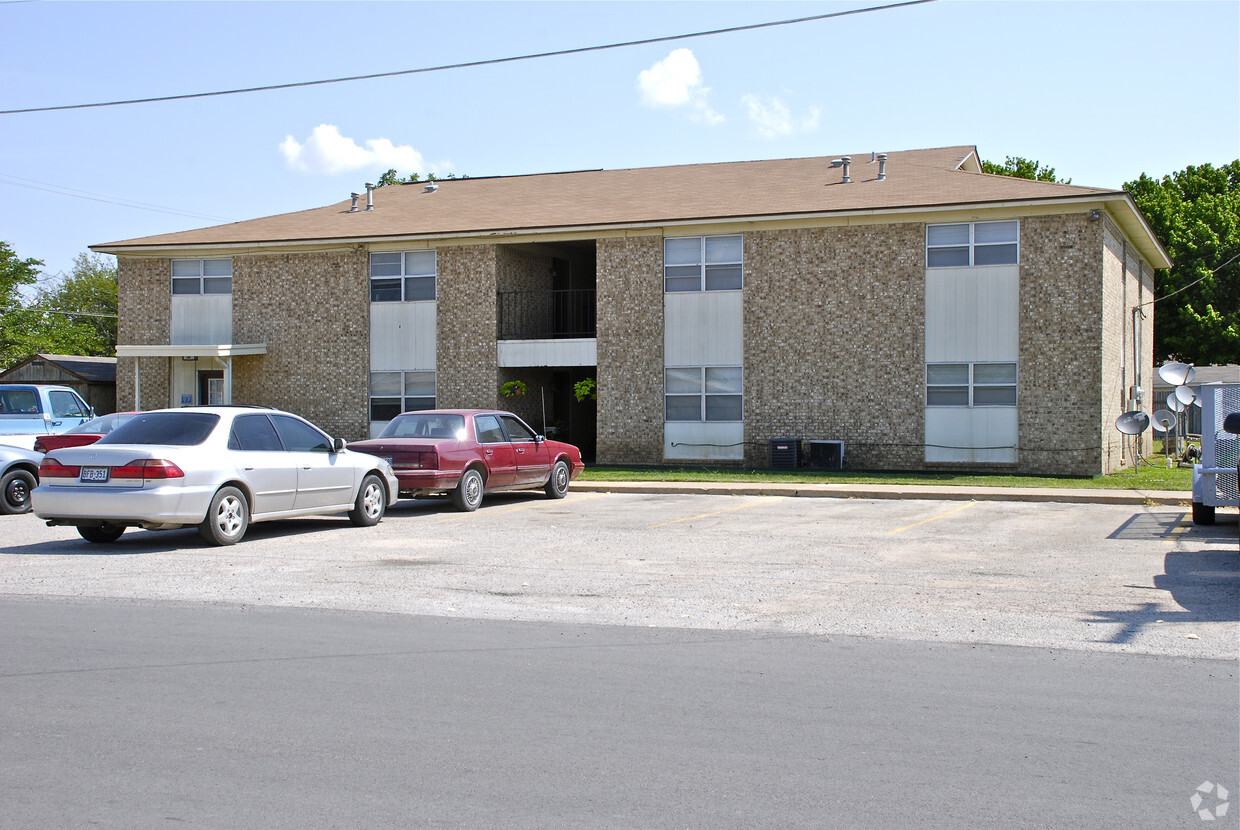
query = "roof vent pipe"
xmin=841 ymin=156 xmax=851 ymax=184
xmin=349 ymin=193 xmax=360 ymax=212
xmin=424 ymin=183 xmax=438 ymax=193
xmin=365 ymin=183 xmax=375 ymax=211
xmin=877 ymin=154 xmax=888 ymax=181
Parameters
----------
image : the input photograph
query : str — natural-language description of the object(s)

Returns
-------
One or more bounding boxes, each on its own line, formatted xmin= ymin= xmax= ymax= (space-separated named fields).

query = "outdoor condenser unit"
xmin=769 ymin=438 xmax=801 ymax=469
xmin=806 ymin=440 xmax=845 ymax=470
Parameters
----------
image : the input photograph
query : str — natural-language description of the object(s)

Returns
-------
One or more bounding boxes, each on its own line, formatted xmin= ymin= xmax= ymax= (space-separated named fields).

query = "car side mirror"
xmin=332 ymin=437 xmax=347 ymax=453
xmin=1224 ymin=413 xmax=1240 ymax=435
xmin=534 ymin=434 xmax=545 ymax=444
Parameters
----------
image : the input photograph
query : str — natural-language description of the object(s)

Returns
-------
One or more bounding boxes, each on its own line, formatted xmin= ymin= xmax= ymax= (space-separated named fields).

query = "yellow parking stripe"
xmin=647 ymin=498 xmax=776 ymax=529
xmin=888 ymin=500 xmax=978 ymax=534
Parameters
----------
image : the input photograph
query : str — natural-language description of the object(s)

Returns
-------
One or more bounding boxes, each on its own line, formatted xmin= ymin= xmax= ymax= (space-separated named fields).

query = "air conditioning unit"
xmin=769 ymin=438 xmax=801 ymax=469
xmin=807 ymin=440 xmax=844 ymax=470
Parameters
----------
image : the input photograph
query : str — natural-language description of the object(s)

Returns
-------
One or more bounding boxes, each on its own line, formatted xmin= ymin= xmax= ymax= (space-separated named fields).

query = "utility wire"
xmin=0 ymin=173 xmax=228 ymax=221
xmin=1 ymin=0 xmax=935 ymax=115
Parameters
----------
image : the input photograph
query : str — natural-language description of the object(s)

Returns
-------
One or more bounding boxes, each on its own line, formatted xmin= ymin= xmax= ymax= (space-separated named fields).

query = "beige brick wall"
xmin=436 ymin=245 xmax=499 ymax=409
xmin=1019 ymin=213 xmax=1108 ymax=476
xmin=115 ymin=256 xmax=171 ymax=412
xmin=231 ymin=250 xmax=370 ymax=440
xmin=742 ymin=224 xmax=926 ymax=469
xmin=596 ymin=236 xmax=664 ymax=464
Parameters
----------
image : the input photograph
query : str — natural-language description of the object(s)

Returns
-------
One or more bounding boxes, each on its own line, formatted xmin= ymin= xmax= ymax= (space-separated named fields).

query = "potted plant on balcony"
xmin=500 ymin=380 xmax=527 ymax=398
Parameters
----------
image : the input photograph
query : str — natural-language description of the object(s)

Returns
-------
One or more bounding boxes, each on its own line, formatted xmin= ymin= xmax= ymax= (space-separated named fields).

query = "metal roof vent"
xmin=877 ymin=153 xmax=888 ymax=181
xmin=364 ymin=183 xmax=375 ymax=211
xmin=840 ymin=156 xmax=851 ymax=183
xmin=424 ymin=183 xmax=439 ymax=193
xmin=348 ymin=193 xmax=360 ymax=212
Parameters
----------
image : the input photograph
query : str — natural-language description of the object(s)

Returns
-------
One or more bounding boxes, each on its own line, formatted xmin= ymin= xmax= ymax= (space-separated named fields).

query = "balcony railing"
xmin=497 ymin=288 xmax=596 ymax=340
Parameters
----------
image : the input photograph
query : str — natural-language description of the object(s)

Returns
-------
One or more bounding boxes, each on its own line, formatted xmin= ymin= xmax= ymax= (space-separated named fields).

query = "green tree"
xmin=375 ymin=169 xmax=468 ymax=187
xmin=1126 ymin=161 xmax=1240 ymax=364
xmin=982 ymin=156 xmax=1070 ymax=183
xmin=0 ymin=242 xmax=45 ymax=368
xmin=0 ymin=251 xmax=117 ymax=368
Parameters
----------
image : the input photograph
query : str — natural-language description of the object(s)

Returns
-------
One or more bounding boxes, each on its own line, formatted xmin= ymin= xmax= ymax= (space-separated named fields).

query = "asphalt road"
xmin=1 ymin=491 xmax=1237 ymax=828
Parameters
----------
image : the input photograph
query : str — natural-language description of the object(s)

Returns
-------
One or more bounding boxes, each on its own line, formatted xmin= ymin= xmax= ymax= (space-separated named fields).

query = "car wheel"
xmin=1192 ymin=500 xmax=1216 ymax=526
xmin=199 ymin=486 xmax=249 ymax=546
xmin=349 ymin=474 xmax=386 ymax=527
xmin=544 ymin=459 xmax=570 ymax=499
xmin=452 ymin=467 xmax=484 ymax=512
xmin=0 ymin=469 xmax=36 ymax=515
xmin=78 ymin=524 xmax=125 ymax=544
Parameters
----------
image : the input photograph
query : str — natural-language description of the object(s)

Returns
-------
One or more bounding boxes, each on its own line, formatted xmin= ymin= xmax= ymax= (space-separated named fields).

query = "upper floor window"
xmin=172 ymin=258 xmax=232 ymax=295
xmin=664 ymin=235 xmax=743 ymax=292
xmin=926 ymin=221 xmax=1018 ymax=268
xmin=665 ymin=366 xmax=743 ymax=422
xmin=371 ymin=250 xmax=436 ymax=302
xmin=926 ymin=362 xmax=1017 ymax=406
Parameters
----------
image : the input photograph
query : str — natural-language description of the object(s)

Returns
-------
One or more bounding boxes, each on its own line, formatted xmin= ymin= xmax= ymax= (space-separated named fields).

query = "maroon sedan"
xmin=33 ymin=411 xmax=139 ymax=454
xmin=349 ymin=409 xmax=585 ymax=511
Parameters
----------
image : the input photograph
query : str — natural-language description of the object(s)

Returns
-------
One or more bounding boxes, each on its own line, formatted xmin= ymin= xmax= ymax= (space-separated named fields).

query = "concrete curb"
xmin=573 ymin=480 xmax=1191 ymax=506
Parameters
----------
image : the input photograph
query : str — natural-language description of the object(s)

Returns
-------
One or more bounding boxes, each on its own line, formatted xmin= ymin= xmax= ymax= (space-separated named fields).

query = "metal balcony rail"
xmin=497 ymin=288 xmax=596 ymax=340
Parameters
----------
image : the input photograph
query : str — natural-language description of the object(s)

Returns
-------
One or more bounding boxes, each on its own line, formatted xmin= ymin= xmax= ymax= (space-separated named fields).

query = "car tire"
xmin=78 ymin=524 xmax=125 ymax=544
xmin=199 ymin=486 xmax=249 ymax=546
xmin=348 ymin=474 xmax=386 ymax=527
xmin=544 ymin=459 xmax=570 ymax=499
xmin=1192 ymin=500 xmax=1216 ymax=526
xmin=452 ymin=467 xmax=484 ymax=512
xmin=0 ymin=469 xmax=36 ymax=515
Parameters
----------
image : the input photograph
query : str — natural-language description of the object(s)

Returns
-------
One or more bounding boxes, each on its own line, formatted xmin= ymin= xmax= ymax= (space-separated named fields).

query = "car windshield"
xmin=66 ymin=412 xmax=133 ymax=435
xmin=378 ymin=413 xmax=466 ymax=440
xmin=96 ymin=412 xmax=220 ymax=446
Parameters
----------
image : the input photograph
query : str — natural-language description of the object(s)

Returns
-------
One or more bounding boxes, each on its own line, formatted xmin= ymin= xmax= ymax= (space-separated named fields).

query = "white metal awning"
xmin=115 ymin=343 xmax=266 ymax=409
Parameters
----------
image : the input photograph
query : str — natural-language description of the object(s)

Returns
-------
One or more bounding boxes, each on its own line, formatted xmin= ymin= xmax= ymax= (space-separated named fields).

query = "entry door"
xmin=198 ymin=370 xmax=225 ymax=405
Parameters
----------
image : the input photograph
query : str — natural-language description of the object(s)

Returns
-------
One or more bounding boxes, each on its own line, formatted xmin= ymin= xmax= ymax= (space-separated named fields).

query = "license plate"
xmin=80 ymin=467 xmax=110 ymax=483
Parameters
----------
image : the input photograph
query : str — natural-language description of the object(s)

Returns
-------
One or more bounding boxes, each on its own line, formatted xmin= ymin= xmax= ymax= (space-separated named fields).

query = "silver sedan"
xmin=33 ymin=407 xmax=398 ymax=545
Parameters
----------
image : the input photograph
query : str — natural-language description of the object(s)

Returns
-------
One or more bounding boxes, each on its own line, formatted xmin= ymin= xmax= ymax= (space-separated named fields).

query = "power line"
xmin=0 ymin=0 xmax=936 ymax=115
xmin=0 ymin=173 xmax=229 ymax=221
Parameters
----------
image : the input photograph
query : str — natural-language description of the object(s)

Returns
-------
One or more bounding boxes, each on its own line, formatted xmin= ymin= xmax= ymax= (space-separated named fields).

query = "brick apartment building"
xmin=93 ymin=145 xmax=1170 ymax=476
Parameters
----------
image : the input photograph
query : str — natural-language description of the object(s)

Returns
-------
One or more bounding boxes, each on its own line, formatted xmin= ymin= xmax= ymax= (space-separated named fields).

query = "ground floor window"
xmin=665 ymin=366 xmax=743 ymax=422
xmin=926 ymin=362 xmax=1017 ymax=406
xmin=370 ymin=371 xmax=436 ymax=421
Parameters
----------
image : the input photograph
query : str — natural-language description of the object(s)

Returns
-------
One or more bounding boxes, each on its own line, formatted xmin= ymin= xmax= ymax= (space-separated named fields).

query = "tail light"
xmin=39 ymin=459 xmax=80 ymax=479
xmin=393 ymin=450 xmax=439 ymax=470
xmin=110 ymin=459 xmax=186 ymax=481
xmin=33 ymin=438 xmax=48 ymax=454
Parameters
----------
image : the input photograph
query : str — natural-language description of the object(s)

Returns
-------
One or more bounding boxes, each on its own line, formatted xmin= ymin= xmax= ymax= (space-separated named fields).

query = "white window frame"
xmin=925 ymin=221 xmax=1019 ymax=268
xmin=370 ymin=250 xmax=437 ymax=303
xmin=369 ymin=370 xmax=436 ymax=421
xmin=926 ymin=362 xmax=1017 ymax=407
xmin=171 ymin=258 xmax=232 ymax=295
xmin=664 ymin=366 xmax=743 ymax=422
xmin=664 ymin=235 xmax=743 ymax=293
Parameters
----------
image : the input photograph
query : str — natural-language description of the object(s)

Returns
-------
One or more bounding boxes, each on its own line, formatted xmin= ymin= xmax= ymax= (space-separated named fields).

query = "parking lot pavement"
xmin=1 ymin=491 xmax=1236 ymax=659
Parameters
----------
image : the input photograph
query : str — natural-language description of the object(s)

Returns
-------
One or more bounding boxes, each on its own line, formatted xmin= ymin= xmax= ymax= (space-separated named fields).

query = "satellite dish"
xmin=1167 ymin=393 xmax=1186 ymax=413
xmin=1151 ymin=410 xmax=1177 ymax=432
xmin=1115 ymin=411 xmax=1150 ymax=435
xmin=1175 ymin=385 xmax=1197 ymax=405
xmin=1158 ymin=361 xmax=1197 ymax=386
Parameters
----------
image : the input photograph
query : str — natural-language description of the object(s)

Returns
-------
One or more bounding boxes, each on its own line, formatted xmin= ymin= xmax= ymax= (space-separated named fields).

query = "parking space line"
xmin=647 ymin=498 xmax=777 ymax=529
xmin=888 ymin=500 xmax=978 ymax=534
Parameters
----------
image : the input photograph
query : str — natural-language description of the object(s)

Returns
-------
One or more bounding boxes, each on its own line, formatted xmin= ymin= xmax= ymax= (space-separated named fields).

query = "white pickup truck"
xmin=0 ymin=384 xmax=95 ymax=450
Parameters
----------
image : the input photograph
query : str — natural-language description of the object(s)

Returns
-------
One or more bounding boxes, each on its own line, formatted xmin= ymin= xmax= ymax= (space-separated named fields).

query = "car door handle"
xmin=485 ymin=449 xmax=494 ymax=455
xmin=517 ymin=448 xmax=526 ymax=454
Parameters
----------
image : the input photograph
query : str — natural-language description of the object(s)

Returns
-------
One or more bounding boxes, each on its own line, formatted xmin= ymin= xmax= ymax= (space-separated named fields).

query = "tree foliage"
xmin=0 ymin=249 xmax=117 ymax=369
xmin=982 ymin=156 xmax=1070 ymax=183
xmin=375 ymin=169 xmax=469 ymax=187
xmin=1126 ymin=161 xmax=1240 ymax=364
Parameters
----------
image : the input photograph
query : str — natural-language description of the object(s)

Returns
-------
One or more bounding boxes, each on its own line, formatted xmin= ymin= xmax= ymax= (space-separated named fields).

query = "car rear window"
xmin=379 ymin=413 xmax=465 ymax=440
xmin=97 ymin=412 xmax=220 ymax=446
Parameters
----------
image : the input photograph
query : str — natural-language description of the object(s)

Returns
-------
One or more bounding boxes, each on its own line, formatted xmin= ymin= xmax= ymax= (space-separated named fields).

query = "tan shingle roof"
xmin=93 ymin=145 xmax=1168 ymax=266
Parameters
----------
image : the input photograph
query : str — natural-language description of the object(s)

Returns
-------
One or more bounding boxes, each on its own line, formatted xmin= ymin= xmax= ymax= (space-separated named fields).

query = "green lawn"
xmin=580 ymin=461 xmax=1194 ymax=491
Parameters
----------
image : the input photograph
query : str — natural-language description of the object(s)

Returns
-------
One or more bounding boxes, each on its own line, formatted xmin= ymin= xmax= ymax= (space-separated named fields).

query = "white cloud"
xmin=637 ymin=49 xmax=723 ymax=124
xmin=742 ymin=94 xmax=821 ymax=139
xmin=279 ymin=124 xmax=424 ymax=175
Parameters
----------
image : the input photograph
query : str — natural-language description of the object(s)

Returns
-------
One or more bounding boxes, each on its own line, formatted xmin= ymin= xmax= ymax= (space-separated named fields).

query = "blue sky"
xmin=2 ymin=0 xmax=1237 ymax=283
